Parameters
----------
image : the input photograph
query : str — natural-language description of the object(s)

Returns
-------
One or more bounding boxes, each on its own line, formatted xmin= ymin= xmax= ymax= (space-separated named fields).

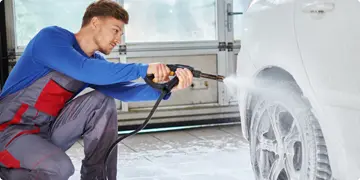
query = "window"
xmin=233 ymin=0 xmax=251 ymax=40
xmin=13 ymin=0 xmax=217 ymax=46
xmin=124 ymin=0 xmax=217 ymax=43
xmin=14 ymin=0 xmax=96 ymax=47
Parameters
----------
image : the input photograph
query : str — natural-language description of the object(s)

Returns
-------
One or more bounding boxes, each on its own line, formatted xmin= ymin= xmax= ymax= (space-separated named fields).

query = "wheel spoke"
xmin=284 ymin=121 xmax=300 ymax=146
xmin=259 ymin=150 xmax=266 ymax=178
xmin=268 ymin=157 xmax=285 ymax=179
xmin=267 ymin=105 xmax=283 ymax=142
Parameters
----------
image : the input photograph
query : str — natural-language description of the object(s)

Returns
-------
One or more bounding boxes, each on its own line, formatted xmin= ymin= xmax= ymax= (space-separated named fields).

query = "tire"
xmin=248 ymin=80 xmax=332 ymax=180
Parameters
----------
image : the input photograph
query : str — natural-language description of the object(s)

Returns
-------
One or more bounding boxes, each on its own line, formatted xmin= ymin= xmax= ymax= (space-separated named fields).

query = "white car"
xmin=236 ymin=0 xmax=360 ymax=180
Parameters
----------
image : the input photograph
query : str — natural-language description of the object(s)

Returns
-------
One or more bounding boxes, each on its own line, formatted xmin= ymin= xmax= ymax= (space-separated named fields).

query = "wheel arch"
xmin=244 ymin=66 xmax=305 ymax=139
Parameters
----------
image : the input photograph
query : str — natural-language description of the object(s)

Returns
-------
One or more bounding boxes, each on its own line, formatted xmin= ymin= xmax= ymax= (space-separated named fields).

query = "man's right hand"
xmin=147 ymin=63 xmax=171 ymax=82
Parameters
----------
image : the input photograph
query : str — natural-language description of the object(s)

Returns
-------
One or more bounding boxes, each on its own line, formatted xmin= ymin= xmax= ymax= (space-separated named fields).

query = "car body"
xmin=236 ymin=0 xmax=360 ymax=179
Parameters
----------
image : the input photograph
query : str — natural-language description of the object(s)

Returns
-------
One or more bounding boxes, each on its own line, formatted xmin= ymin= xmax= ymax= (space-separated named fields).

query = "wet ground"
xmin=67 ymin=124 xmax=255 ymax=180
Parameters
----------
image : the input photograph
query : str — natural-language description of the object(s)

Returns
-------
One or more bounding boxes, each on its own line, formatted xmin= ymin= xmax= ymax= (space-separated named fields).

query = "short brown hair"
xmin=81 ymin=0 xmax=129 ymax=27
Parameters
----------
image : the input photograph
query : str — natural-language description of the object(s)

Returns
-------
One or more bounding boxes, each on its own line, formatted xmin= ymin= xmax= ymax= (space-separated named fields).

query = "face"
xmin=92 ymin=16 xmax=124 ymax=55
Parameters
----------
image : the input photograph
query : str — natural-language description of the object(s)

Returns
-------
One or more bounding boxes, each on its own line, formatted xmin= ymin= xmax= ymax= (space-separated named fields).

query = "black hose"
xmin=103 ymin=90 xmax=168 ymax=180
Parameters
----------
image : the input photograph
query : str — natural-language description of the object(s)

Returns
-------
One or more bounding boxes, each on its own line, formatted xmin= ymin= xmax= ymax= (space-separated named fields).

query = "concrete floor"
xmin=67 ymin=124 xmax=255 ymax=180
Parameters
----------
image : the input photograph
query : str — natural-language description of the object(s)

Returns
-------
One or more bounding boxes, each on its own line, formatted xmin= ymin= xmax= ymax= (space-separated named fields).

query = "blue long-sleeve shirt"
xmin=0 ymin=26 xmax=170 ymax=102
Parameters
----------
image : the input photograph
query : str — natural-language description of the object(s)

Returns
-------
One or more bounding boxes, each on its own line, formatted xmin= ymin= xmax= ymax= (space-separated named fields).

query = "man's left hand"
xmin=171 ymin=68 xmax=193 ymax=92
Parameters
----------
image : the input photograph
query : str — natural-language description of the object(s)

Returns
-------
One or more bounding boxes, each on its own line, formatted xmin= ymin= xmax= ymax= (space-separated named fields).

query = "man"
xmin=0 ymin=0 xmax=193 ymax=179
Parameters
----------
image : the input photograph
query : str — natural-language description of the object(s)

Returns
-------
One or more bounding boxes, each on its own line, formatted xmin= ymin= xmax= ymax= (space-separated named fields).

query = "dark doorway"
xmin=0 ymin=1 xmax=9 ymax=89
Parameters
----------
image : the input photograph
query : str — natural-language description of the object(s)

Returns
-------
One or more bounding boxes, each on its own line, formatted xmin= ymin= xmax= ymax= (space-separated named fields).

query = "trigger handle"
xmin=144 ymin=74 xmax=179 ymax=93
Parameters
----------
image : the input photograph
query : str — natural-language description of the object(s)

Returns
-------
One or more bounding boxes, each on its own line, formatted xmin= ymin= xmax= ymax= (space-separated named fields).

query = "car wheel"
xmin=249 ymin=81 xmax=332 ymax=180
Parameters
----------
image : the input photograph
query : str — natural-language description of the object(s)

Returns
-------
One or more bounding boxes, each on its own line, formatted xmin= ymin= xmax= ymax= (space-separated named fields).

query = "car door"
xmin=294 ymin=0 xmax=360 ymax=109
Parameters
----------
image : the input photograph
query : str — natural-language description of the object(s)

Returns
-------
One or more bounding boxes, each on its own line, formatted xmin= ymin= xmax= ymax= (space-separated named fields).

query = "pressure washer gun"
xmin=104 ymin=64 xmax=225 ymax=180
xmin=144 ymin=64 xmax=225 ymax=93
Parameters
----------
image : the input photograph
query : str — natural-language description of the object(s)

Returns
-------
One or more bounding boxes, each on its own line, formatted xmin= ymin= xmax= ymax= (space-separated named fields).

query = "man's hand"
xmin=171 ymin=68 xmax=193 ymax=92
xmin=147 ymin=63 xmax=193 ymax=92
xmin=147 ymin=63 xmax=171 ymax=82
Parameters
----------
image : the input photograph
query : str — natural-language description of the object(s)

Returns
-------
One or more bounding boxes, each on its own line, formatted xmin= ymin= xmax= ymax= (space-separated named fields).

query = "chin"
xmin=99 ymin=49 xmax=112 ymax=55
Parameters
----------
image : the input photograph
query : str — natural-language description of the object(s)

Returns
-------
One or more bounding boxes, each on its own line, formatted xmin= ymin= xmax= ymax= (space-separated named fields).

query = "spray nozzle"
xmin=167 ymin=64 xmax=225 ymax=82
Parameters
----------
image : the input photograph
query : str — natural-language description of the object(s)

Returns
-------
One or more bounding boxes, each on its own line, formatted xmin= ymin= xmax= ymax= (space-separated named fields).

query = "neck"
xmin=74 ymin=28 xmax=98 ymax=57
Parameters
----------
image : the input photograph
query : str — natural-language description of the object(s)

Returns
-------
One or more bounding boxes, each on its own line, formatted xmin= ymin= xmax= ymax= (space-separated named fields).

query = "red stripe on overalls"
xmin=0 ymin=103 xmax=29 ymax=131
xmin=0 ymin=126 xmax=40 ymax=168
xmin=0 ymin=150 xmax=20 ymax=168
xmin=0 ymin=104 xmax=31 ymax=168
xmin=5 ymin=126 xmax=41 ymax=148
xmin=35 ymin=79 xmax=74 ymax=116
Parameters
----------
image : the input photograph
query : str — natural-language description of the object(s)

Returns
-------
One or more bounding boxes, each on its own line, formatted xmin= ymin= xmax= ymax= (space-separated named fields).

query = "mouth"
xmin=110 ymin=43 xmax=116 ymax=48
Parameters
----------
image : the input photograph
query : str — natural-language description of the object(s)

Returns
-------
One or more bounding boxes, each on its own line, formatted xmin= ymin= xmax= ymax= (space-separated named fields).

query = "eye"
xmin=113 ymin=29 xmax=119 ymax=34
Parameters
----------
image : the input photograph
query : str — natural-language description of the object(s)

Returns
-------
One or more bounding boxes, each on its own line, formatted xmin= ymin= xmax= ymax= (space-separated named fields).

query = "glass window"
xmin=233 ymin=0 xmax=251 ymax=40
xmin=14 ymin=0 xmax=96 ymax=47
xmin=124 ymin=0 xmax=217 ymax=43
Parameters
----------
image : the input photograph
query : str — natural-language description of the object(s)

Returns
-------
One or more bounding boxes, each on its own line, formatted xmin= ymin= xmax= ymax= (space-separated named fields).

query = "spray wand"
xmin=103 ymin=64 xmax=225 ymax=179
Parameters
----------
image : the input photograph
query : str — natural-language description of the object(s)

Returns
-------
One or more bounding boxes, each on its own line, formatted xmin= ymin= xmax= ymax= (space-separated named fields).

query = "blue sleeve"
xmin=90 ymin=82 xmax=171 ymax=102
xmin=31 ymin=27 xmax=148 ymax=85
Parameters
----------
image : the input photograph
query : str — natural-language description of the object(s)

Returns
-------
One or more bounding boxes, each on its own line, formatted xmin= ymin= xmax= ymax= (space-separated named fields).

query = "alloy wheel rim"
xmin=253 ymin=104 xmax=304 ymax=180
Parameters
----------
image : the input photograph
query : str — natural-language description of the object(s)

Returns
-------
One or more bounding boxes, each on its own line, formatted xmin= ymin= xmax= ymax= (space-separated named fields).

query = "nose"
xmin=116 ymin=38 xmax=123 ymax=45
xmin=114 ymin=38 xmax=120 ymax=45
xmin=114 ymin=34 xmax=123 ymax=45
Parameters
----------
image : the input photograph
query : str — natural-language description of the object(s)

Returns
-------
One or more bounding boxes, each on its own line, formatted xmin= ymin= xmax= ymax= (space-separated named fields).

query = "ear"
xmin=90 ymin=17 xmax=101 ymax=30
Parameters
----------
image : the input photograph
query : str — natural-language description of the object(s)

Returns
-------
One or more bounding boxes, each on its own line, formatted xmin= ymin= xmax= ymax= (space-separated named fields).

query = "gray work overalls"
xmin=0 ymin=71 xmax=118 ymax=180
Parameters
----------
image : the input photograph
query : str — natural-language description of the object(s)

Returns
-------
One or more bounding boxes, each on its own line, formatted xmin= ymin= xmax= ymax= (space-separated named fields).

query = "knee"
xmin=37 ymin=152 xmax=75 ymax=179
xmin=91 ymin=91 xmax=116 ymax=110
xmin=56 ymin=158 xmax=75 ymax=179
